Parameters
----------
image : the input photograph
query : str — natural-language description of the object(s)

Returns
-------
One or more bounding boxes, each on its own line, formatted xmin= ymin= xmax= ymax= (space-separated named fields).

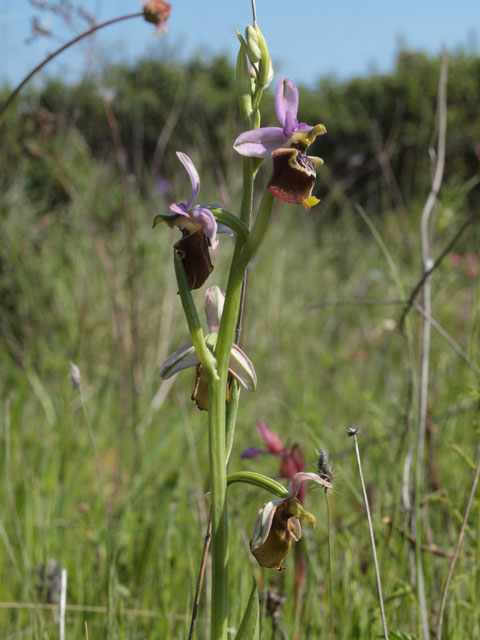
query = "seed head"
xmin=69 ymin=362 xmax=82 ymax=393
xmin=317 ymin=449 xmax=334 ymax=487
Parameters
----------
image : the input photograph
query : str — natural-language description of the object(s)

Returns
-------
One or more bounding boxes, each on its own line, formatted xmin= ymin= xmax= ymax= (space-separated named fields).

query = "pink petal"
xmin=283 ymin=110 xmax=299 ymax=137
xmin=288 ymin=471 xmax=332 ymax=497
xmin=275 ymin=78 xmax=299 ymax=129
xmin=257 ymin=419 xmax=284 ymax=455
xmin=189 ymin=206 xmax=218 ymax=244
xmin=176 ymin=152 xmax=200 ymax=209
xmin=167 ymin=202 xmax=189 ymax=217
xmin=233 ymin=127 xmax=286 ymax=158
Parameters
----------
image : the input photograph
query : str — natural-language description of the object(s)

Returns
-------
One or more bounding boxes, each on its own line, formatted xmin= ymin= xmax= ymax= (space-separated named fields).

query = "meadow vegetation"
xmin=0 ymin=47 xmax=479 ymax=638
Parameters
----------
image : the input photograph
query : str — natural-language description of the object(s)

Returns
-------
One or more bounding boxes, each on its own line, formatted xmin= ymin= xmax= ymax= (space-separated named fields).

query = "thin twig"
xmin=412 ymin=302 xmax=480 ymax=376
xmin=251 ymin=0 xmax=257 ymax=23
xmin=399 ymin=209 xmax=478 ymax=330
xmin=188 ymin=512 xmax=212 ymax=640
xmin=309 ymin=298 xmax=407 ymax=309
xmin=347 ymin=428 xmax=389 ymax=639
xmin=309 ymin=297 xmax=480 ymax=375
xmin=383 ymin=519 xmax=454 ymax=559
xmin=0 ymin=12 xmax=143 ymax=121
xmin=436 ymin=446 xmax=480 ymax=639
xmin=0 ymin=601 xmax=191 ymax=620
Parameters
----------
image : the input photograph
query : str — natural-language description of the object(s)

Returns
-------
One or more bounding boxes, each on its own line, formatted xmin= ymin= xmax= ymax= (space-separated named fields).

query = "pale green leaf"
xmin=235 ymin=579 xmax=259 ymax=640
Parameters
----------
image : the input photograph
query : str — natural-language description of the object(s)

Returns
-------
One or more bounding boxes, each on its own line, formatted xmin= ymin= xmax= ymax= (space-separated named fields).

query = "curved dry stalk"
xmin=0 ymin=12 xmax=143 ymax=121
xmin=399 ymin=209 xmax=478 ymax=329
xmin=414 ymin=50 xmax=448 ymax=640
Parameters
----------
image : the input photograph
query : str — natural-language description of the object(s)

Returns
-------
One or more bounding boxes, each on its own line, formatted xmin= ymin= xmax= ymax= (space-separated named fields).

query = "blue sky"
xmin=1 ymin=0 xmax=479 ymax=88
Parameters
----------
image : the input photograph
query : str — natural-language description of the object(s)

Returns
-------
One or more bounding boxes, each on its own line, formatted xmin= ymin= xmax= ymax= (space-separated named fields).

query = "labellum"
xmin=174 ymin=229 xmax=213 ymax=290
xmin=267 ymin=148 xmax=320 ymax=211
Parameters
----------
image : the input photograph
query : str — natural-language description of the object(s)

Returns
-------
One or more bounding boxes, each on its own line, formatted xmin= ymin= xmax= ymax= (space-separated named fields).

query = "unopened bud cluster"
xmin=235 ymin=23 xmax=273 ymax=124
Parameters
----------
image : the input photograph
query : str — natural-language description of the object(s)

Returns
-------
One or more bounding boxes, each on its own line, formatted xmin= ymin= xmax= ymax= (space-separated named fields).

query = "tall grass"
xmin=1 ymin=70 xmax=479 ymax=638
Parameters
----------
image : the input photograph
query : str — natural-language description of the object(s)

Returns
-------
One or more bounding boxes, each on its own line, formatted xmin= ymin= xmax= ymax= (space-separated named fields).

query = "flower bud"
xmin=253 ymin=23 xmax=273 ymax=90
xmin=245 ymin=25 xmax=262 ymax=63
xmin=235 ymin=46 xmax=253 ymax=122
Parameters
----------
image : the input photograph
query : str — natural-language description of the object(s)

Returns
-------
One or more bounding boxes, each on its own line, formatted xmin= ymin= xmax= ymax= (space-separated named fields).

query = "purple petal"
xmin=189 ymin=206 xmax=218 ymax=244
xmin=283 ymin=110 xmax=299 ymax=137
xmin=241 ymin=447 xmax=267 ymax=459
xmin=234 ymin=127 xmax=286 ymax=158
xmin=275 ymin=78 xmax=299 ymax=130
xmin=167 ymin=202 xmax=190 ymax=217
xmin=176 ymin=152 xmax=200 ymax=209
xmin=296 ymin=123 xmax=312 ymax=131
xmin=217 ymin=223 xmax=234 ymax=236
xmin=288 ymin=471 xmax=332 ymax=497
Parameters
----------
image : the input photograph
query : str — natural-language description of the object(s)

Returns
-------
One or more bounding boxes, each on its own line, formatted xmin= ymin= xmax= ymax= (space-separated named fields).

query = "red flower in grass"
xmin=242 ymin=419 xmax=306 ymax=503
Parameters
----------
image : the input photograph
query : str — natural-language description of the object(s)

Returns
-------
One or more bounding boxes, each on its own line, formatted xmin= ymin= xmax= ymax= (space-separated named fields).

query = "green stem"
xmin=240 ymin=158 xmax=255 ymax=225
xmin=239 ymin=190 xmax=275 ymax=269
xmin=209 ymin=379 xmax=229 ymax=640
xmin=227 ymin=471 xmax=289 ymax=497
xmin=209 ymin=188 xmax=274 ymax=638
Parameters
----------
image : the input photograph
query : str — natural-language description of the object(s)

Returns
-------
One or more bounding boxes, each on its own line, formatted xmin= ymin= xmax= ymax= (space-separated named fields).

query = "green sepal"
xmin=205 ymin=206 xmax=249 ymax=244
xmin=152 ymin=212 xmax=178 ymax=228
xmin=227 ymin=471 xmax=289 ymax=498
xmin=235 ymin=579 xmax=259 ymax=640
xmin=173 ymin=251 xmax=217 ymax=379
xmin=173 ymin=251 xmax=202 ymax=334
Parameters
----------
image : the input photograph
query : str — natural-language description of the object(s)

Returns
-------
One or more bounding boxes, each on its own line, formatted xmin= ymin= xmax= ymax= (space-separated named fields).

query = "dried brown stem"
xmin=414 ymin=49 xmax=448 ymax=640
xmin=188 ymin=512 xmax=212 ymax=640
xmin=398 ymin=209 xmax=478 ymax=330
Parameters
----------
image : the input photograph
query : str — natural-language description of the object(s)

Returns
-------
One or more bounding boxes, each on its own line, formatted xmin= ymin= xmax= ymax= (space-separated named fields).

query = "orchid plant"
xmin=0 ymin=2 xmax=330 ymax=639
xmin=154 ymin=13 xmax=328 ymax=640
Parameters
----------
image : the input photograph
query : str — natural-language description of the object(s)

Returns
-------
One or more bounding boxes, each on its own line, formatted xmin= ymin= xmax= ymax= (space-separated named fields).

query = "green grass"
xmin=1 ymin=111 xmax=479 ymax=640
